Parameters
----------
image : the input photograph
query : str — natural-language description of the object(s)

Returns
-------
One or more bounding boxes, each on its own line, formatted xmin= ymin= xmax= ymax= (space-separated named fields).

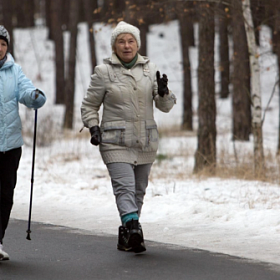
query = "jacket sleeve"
xmin=152 ymin=68 xmax=176 ymax=113
xmin=17 ymin=66 xmax=46 ymax=109
xmin=81 ymin=65 xmax=106 ymax=128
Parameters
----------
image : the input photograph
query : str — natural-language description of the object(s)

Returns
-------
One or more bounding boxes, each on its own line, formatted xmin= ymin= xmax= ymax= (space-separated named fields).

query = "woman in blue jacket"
xmin=0 ymin=25 xmax=46 ymax=261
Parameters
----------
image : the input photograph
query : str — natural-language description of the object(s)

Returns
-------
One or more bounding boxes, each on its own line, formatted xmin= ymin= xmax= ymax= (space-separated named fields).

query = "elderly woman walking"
xmin=0 ymin=26 xmax=46 ymax=261
xmin=81 ymin=21 xmax=176 ymax=253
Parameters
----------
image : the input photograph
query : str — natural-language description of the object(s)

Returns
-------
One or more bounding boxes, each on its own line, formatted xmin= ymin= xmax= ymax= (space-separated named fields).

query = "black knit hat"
xmin=0 ymin=26 xmax=10 ymax=46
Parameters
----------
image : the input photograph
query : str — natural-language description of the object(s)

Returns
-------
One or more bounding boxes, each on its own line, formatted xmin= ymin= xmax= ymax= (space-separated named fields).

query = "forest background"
xmin=1 ymin=0 xmax=280 ymax=265
xmin=2 ymin=0 xmax=280 ymax=176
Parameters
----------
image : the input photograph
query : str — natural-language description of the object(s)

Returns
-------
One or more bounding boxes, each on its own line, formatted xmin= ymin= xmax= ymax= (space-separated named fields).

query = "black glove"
xmin=156 ymin=71 xmax=169 ymax=97
xmin=90 ymin=126 xmax=101 ymax=146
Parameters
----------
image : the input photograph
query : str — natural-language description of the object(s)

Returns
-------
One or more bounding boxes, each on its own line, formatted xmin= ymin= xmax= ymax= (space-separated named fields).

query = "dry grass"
xmin=152 ymin=152 xmax=280 ymax=184
xmin=158 ymin=124 xmax=197 ymax=138
xmin=22 ymin=119 xmax=280 ymax=184
xmin=158 ymin=126 xmax=280 ymax=185
xmin=22 ymin=112 xmax=57 ymax=147
xmin=192 ymin=151 xmax=280 ymax=184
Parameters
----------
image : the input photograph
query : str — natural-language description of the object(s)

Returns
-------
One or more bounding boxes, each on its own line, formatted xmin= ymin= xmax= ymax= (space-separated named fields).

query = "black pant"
xmin=0 ymin=147 xmax=22 ymax=243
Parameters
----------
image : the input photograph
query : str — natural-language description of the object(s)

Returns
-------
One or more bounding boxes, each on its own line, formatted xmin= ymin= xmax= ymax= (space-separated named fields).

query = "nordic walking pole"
xmin=26 ymin=109 xmax=38 ymax=240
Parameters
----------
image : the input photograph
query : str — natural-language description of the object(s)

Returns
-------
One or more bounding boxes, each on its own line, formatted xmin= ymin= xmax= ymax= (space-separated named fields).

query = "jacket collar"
xmin=104 ymin=53 xmax=150 ymax=67
xmin=0 ymin=53 xmax=14 ymax=71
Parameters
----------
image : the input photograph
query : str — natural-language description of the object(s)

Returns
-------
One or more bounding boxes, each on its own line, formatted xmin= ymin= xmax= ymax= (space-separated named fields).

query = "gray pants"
xmin=106 ymin=163 xmax=152 ymax=218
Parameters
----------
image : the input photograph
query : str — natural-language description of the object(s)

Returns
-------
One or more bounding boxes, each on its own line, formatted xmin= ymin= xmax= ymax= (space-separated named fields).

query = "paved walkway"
xmin=1 ymin=219 xmax=280 ymax=280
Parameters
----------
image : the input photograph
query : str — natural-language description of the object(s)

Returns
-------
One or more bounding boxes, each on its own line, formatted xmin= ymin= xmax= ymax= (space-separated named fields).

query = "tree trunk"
xmin=2 ymin=0 xmax=14 ymax=56
xmin=82 ymin=0 xmax=98 ymax=72
xmin=177 ymin=2 xmax=193 ymax=131
xmin=231 ymin=0 xmax=252 ymax=141
xmin=138 ymin=0 xmax=152 ymax=57
xmin=14 ymin=0 xmax=35 ymax=28
xmin=50 ymin=0 xmax=65 ymax=104
xmin=34 ymin=0 xmax=46 ymax=21
xmin=242 ymin=0 xmax=264 ymax=173
xmin=273 ymin=5 xmax=280 ymax=154
xmin=63 ymin=0 xmax=79 ymax=129
xmin=139 ymin=24 xmax=148 ymax=56
xmin=218 ymin=1 xmax=230 ymax=99
xmin=250 ymin=0 xmax=264 ymax=46
xmin=194 ymin=2 xmax=216 ymax=174
xmin=45 ymin=0 xmax=52 ymax=40
xmin=184 ymin=2 xmax=195 ymax=47
xmin=114 ymin=0 xmax=126 ymax=19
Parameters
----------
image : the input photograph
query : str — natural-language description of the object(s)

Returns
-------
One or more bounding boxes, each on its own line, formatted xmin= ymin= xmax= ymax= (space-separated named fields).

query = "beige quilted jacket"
xmin=81 ymin=53 xmax=176 ymax=165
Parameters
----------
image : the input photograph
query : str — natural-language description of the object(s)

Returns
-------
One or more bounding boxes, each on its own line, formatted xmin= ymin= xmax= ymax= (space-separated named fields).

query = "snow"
xmin=9 ymin=21 xmax=280 ymax=265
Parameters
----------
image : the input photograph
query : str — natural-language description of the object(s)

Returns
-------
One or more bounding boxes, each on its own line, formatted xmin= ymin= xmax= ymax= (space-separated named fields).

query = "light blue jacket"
xmin=0 ymin=53 xmax=46 ymax=152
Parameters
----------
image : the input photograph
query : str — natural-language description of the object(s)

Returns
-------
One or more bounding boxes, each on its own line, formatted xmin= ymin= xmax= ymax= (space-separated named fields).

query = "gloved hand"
xmin=31 ymin=89 xmax=42 ymax=100
xmin=156 ymin=71 xmax=169 ymax=97
xmin=90 ymin=126 xmax=101 ymax=146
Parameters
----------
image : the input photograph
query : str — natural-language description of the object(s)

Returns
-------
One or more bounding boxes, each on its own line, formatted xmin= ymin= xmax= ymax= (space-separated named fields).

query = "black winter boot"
xmin=126 ymin=219 xmax=146 ymax=253
xmin=117 ymin=226 xmax=132 ymax=251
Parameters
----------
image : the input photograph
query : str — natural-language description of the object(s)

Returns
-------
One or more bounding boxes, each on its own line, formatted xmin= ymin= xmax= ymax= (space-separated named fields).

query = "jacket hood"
xmin=0 ymin=53 xmax=14 ymax=70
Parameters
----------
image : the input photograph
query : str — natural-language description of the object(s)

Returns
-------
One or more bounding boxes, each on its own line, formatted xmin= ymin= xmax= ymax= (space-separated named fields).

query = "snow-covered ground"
xmin=9 ymin=21 xmax=280 ymax=265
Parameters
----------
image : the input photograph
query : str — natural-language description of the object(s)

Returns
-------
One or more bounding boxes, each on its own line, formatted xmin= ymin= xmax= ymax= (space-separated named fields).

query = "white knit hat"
xmin=111 ymin=21 xmax=141 ymax=50
xmin=0 ymin=26 xmax=10 ymax=45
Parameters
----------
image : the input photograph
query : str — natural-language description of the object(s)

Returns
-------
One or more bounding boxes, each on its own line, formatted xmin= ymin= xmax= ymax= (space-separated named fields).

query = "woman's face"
xmin=0 ymin=39 xmax=8 ymax=60
xmin=113 ymin=33 xmax=138 ymax=63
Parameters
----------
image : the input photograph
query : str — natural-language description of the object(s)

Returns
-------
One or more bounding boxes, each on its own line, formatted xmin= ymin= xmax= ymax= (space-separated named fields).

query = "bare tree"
xmin=231 ymin=0 xmax=252 ymax=141
xmin=194 ymin=2 xmax=216 ymax=173
xmin=49 ymin=0 xmax=65 ymax=104
xmin=242 ymin=0 xmax=264 ymax=172
xmin=1 ymin=0 xmax=14 ymax=56
xmin=82 ymin=0 xmax=98 ymax=72
xmin=63 ymin=0 xmax=80 ymax=129
xmin=14 ymin=0 xmax=35 ymax=28
xmin=176 ymin=1 xmax=194 ymax=131
xmin=217 ymin=0 xmax=230 ymax=99
xmin=250 ymin=0 xmax=264 ymax=46
xmin=271 ymin=1 xmax=280 ymax=154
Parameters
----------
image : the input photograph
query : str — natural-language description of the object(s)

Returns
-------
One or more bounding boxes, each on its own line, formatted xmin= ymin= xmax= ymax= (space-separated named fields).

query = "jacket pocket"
xmin=101 ymin=121 xmax=126 ymax=146
xmin=145 ymin=120 xmax=158 ymax=150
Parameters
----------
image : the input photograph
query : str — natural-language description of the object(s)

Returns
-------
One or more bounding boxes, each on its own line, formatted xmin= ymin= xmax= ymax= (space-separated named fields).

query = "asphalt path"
xmin=0 ymin=219 xmax=279 ymax=280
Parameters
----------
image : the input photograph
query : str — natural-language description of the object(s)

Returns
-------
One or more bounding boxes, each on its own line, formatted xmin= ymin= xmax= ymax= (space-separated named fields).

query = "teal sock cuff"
xmin=121 ymin=212 xmax=139 ymax=226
